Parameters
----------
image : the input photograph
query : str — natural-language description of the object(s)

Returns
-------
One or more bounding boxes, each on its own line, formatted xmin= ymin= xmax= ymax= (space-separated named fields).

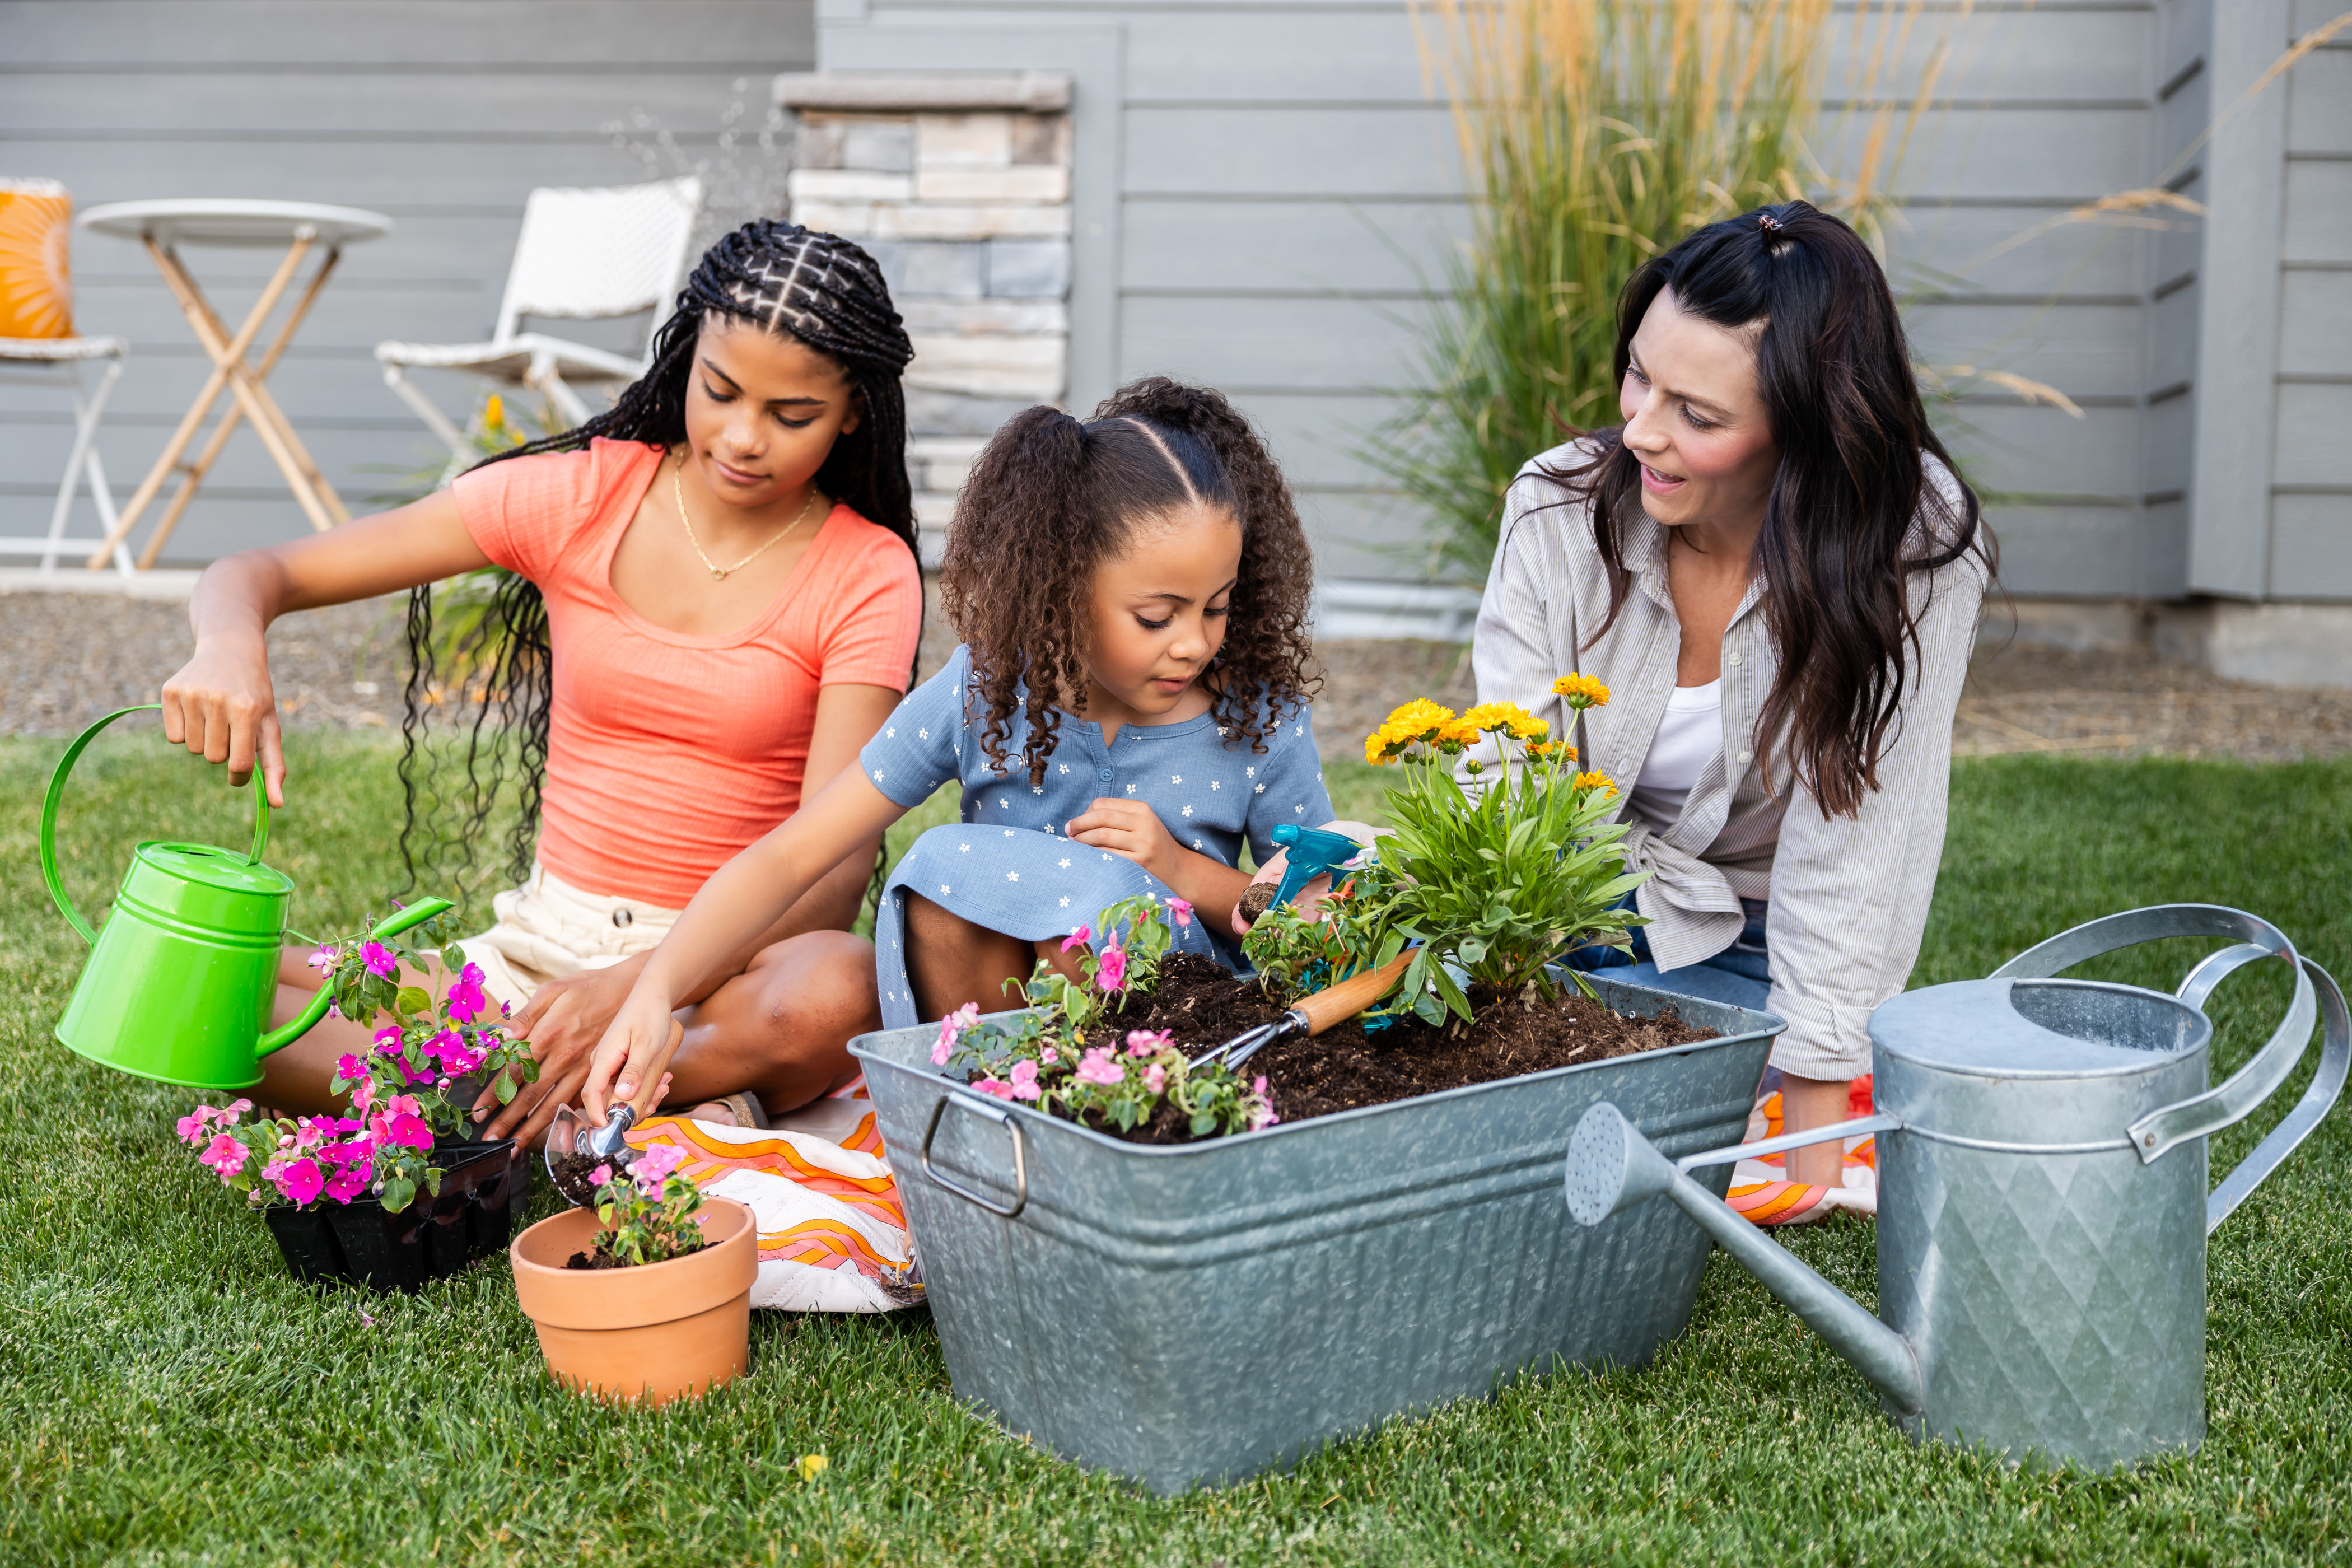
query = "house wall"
xmin=0 ymin=0 xmax=814 ymax=565
xmin=811 ymin=0 xmax=2350 ymax=641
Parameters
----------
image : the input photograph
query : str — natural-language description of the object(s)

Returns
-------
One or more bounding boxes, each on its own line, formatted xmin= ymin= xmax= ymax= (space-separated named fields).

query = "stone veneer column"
xmin=775 ymin=72 xmax=1074 ymax=563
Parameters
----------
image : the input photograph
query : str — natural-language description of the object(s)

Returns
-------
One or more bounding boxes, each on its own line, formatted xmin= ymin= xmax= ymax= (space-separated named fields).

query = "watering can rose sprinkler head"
xmin=40 ymin=703 xmax=455 ymax=1091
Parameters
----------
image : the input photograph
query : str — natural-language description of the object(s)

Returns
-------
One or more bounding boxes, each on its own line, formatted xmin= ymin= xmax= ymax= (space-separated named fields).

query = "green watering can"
xmin=40 ymin=704 xmax=449 ymax=1091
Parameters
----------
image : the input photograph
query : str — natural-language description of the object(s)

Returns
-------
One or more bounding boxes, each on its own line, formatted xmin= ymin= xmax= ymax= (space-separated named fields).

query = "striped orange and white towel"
xmin=1726 ymin=1075 xmax=1879 ymax=1226
xmin=624 ymin=1079 xmax=922 ymax=1313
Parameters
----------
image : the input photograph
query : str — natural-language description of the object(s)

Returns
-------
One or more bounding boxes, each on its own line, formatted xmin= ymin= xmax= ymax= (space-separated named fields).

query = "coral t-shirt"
xmin=452 ymin=438 xmax=922 ymax=907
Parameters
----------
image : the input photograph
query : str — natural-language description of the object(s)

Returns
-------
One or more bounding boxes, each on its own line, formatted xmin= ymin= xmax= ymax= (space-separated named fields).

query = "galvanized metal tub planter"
xmin=851 ymin=977 xmax=1783 ymax=1494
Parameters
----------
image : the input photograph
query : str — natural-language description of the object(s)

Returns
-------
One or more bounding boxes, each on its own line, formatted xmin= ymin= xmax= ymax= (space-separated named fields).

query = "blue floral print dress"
xmin=860 ymin=646 xmax=1333 ymax=1029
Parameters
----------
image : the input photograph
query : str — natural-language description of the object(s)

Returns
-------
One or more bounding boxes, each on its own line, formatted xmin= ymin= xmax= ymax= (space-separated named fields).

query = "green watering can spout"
xmin=255 ymin=900 xmax=456 ymax=1055
xmin=41 ymin=704 xmax=453 ymax=1091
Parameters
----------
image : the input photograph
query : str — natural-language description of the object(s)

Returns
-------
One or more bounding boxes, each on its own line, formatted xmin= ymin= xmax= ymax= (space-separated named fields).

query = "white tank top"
xmin=1628 ymin=679 xmax=1723 ymax=831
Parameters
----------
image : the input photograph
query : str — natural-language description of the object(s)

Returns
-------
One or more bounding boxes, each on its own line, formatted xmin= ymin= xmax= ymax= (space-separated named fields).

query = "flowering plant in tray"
xmin=175 ymin=905 xmax=538 ymax=1215
xmin=932 ymin=894 xmax=1278 ymax=1138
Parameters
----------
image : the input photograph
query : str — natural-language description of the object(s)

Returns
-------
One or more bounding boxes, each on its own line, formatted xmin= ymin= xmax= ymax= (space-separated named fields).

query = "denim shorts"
xmin=1562 ymin=897 xmax=1771 ymax=1012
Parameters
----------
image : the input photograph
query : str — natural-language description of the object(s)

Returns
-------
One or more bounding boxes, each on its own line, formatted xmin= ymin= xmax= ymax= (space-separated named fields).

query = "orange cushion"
xmin=0 ymin=178 xmax=74 ymax=339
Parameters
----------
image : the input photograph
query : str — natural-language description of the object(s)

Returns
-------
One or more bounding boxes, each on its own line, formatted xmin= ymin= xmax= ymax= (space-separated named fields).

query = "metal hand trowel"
xmin=545 ymin=1102 xmax=639 ymax=1207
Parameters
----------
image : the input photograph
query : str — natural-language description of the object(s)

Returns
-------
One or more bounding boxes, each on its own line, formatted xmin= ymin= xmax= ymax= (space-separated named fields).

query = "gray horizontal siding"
xmin=1 ymin=0 xmax=812 ymax=565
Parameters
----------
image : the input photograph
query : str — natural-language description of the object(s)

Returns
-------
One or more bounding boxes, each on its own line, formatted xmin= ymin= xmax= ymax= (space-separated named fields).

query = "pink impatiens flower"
xmin=1096 ymin=940 xmax=1128 ymax=992
xmin=588 ymin=1163 xmax=613 ymax=1188
xmin=1075 ymin=1048 xmax=1124 ymax=1088
xmin=1166 ymin=897 xmax=1194 ymax=928
xmin=176 ymin=1106 xmax=218 ymax=1146
xmin=360 ymin=941 xmax=398 ymax=979
xmin=1060 ymin=925 xmax=1091 ymax=953
xmin=1007 ymin=1058 xmax=1041 ymax=1102
xmin=1125 ymin=1029 xmax=1174 ymax=1058
xmin=430 ymin=1029 xmax=484 ymax=1077
xmin=932 ymin=1001 xmax=981 ymax=1066
xmin=199 ymin=1132 xmax=248 ymax=1183
xmin=972 ymin=1077 xmax=1016 ymax=1100
xmin=1144 ymin=1063 xmax=1166 ymax=1094
xmin=632 ymin=1140 xmax=688 ymax=1195
xmin=265 ymin=1155 xmax=324 ymax=1207
xmin=367 ymin=1095 xmax=432 ymax=1151
xmin=305 ymin=943 xmax=338 ymax=973
xmin=446 ymin=962 xmax=489 ymax=1025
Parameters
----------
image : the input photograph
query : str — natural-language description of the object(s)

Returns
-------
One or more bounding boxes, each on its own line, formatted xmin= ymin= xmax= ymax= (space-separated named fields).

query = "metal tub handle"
xmin=920 ymin=1092 xmax=1030 ymax=1220
xmin=1990 ymin=904 xmax=2347 ymax=1221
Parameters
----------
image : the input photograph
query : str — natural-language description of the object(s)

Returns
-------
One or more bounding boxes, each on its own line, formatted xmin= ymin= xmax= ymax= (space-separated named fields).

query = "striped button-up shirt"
xmin=1469 ymin=443 xmax=1987 ymax=1077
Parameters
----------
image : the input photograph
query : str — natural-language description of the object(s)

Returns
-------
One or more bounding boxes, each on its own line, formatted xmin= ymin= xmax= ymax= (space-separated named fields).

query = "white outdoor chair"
xmin=375 ymin=176 xmax=703 ymax=460
xmin=0 ymin=334 xmax=134 ymax=576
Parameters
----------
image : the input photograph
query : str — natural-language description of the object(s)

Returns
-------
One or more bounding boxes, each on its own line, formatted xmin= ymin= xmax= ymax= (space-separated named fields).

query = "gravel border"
xmin=7 ymin=591 xmax=2346 ymax=764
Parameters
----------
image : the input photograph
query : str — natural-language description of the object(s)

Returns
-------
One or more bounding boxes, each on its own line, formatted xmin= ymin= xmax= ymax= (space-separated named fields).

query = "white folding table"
xmin=76 ymin=198 xmax=391 ymax=568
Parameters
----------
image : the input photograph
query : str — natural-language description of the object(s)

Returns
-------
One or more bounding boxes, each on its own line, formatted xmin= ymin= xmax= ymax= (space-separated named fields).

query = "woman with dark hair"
xmin=1472 ymin=200 xmax=1992 ymax=1224
xmin=158 ymin=221 xmax=924 ymax=1146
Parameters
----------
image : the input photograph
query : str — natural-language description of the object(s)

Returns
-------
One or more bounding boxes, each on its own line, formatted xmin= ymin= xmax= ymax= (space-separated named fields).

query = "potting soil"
xmin=1067 ymin=953 xmax=1717 ymax=1144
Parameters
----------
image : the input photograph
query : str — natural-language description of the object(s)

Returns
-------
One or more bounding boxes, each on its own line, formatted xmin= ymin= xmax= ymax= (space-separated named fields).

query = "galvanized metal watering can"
xmin=1567 ymin=904 xmax=2349 ymax=1471
xmin=40 ymin=704 xmax=448 ymax=1090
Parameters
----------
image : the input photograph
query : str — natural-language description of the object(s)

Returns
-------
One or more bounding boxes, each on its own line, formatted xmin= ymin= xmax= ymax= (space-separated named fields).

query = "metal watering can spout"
xmin=40 ymin=704 xmax=452 ymax=1090
xmin=1566 ymin=1100 xmax=1925 ymax=1415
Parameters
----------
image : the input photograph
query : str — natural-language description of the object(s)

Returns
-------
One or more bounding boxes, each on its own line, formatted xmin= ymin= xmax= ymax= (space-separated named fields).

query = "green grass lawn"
xmin=4 ymin=732 xmax=2348 ymax=1565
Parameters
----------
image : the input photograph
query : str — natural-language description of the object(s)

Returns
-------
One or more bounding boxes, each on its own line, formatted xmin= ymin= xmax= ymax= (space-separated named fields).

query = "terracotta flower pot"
xmin=509 ymin=1197 xmax=758 ymax=1405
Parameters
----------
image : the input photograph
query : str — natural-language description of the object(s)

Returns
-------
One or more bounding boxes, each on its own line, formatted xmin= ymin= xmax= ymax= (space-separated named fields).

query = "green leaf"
xmin=395 ymin=986 xmax=431 ymax=1017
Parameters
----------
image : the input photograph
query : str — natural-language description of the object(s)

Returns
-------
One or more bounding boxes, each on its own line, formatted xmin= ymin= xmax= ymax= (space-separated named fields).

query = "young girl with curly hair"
xmin=575 ymin=377 xmax=1333 ymax=1118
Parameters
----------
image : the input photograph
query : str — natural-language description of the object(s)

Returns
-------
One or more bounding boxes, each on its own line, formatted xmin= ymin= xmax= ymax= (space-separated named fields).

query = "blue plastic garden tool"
xmin=1565 ymin=904 xmax=2349 ymax=1471
xmin=1265 ymin=823 xmax=1364 ymax=909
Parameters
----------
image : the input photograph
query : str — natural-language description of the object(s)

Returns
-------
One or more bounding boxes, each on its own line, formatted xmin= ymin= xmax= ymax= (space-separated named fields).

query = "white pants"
xmin=449 ymin=863 xmax=682 ymax=1014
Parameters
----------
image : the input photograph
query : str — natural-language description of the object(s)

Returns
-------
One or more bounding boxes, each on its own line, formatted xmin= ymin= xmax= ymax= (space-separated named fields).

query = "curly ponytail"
xmin=941 ymin=377 xmax=1319 ymax=785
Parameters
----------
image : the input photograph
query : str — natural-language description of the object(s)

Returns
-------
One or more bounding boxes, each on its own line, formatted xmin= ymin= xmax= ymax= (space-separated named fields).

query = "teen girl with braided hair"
xmin=574 ymin=378 xmax=1336 ymax=1124
xmin=160 ymin=221 xmax=923 ymax=1145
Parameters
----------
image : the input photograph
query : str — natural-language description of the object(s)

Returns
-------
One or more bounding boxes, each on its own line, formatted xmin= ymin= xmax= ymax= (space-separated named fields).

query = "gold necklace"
xmin=671 ymin=453 xmax=821 ymax=581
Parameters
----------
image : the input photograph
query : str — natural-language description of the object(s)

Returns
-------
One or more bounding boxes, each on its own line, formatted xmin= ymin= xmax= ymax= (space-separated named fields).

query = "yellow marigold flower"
xmin=483 ymin=394 xmax=505 ymax=431
xmin=1362 ymin=726 xmax=1396 ymax=766
xmin=1525 ymin=739 xmax=1578 ymax=763
xmin=1380 ymin=698 xmax=1456 ymax=743
xmin=1553 ymin=673 xmax=1612 ymax=710
xmin=1437 ymin=718 xmax=1482 ymax=749
xmin=1462 ymin=701 xmax=1547 ymax=741
xmin=1572 ymin=769 xmax=1618 ymax=797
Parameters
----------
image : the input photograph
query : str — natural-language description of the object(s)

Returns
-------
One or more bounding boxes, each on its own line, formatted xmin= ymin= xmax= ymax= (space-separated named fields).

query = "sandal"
xmin=1727 ymin=1078 xmax=1878 ymax=1225
xmin=688 ymin=1090 xmax=771 ymax=1131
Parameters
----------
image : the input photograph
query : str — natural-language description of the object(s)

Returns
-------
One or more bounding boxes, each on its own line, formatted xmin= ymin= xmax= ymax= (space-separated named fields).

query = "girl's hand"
xmin=475 ymin=958 xmax=648 ymax=1145
xmin=161 ymin=632 xmax=287 ymax=806
xmin=1065 ymin=797 xmax=1181 ymax=882
xmin=581 ymin=994 xmax=686 ymax=1127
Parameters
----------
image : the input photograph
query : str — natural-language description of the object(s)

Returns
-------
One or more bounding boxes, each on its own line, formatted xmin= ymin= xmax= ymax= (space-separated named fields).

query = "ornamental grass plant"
xmin=1384 ymin=0 xmax=1947 ymax=580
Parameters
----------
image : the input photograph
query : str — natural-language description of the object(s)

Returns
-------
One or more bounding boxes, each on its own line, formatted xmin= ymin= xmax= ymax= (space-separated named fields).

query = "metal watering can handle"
xmin=1991 ymin=903 xmax=2349 ymax=1230
xmin=40 ymin=703 xmax=273 ymax=946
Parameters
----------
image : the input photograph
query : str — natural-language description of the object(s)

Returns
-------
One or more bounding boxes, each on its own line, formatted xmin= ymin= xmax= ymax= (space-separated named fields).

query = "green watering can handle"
xmin=38 ymin=704 xmax=276 ymax=946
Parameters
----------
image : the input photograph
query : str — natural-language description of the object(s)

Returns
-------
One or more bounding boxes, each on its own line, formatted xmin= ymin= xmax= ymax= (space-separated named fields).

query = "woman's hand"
xmin=581 ymin=986 xmax=688 ymax=1127
xmin=476 ymin=960 xmax=648 ymax=1145
xmin=161 ymin=631 xmax=286 ymax=806
xmin=1065 ymin=797 xmax=1181 ymax=883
